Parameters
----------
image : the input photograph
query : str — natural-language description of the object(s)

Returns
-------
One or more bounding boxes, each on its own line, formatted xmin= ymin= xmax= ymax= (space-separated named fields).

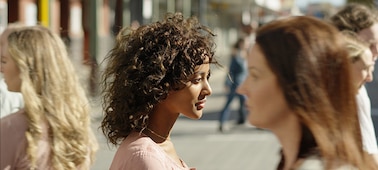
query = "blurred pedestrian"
xmin=0 ymin=23 xmax=24 ymax=118
xmin=0 ymin=25 xmax=98 ymax=169
xmin=331 ymin=3 xmax=378 ymax=61
xmin=218 ymin=37 xmax=248 ymax=132
xmin=237 ymin=16 xmax=377 ymax=169
xmin=342 ymin=30 xmax=374 ymax=91
xmin=101 ymin=13 xmax=218 ymax=170
xmin=330 ymin=3 xmax=378 ymax=162
xmin=242 ymin=20 xmax=259 ymax=47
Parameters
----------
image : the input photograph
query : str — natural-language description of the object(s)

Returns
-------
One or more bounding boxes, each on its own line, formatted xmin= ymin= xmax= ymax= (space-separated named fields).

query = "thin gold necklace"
xmin=145 ymin=127 xmax=168 ymax=140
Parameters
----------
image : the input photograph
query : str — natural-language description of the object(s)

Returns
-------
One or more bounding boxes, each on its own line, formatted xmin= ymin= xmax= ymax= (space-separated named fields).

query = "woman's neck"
xmin=146 ymin=106 xmax=179 ymax=143
xmin=271 ymin=116 xmax=302 ymax=170
xmin=146 ymin=108 xmax=183 ymax=167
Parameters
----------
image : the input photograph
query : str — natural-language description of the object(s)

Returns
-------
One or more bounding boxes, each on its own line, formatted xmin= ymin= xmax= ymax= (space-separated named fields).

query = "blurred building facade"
xmin=9 ymin=0 xmax=378 ymax=101
xmin=0 ymin=0 xmax=304 ymax=63
xmin=2 ymin=0 xmax=357 ymax=94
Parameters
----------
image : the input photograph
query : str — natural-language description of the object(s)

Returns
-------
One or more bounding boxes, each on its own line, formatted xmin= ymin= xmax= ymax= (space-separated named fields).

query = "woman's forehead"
xmin=359 ymin=49 xmax=374 ymax=66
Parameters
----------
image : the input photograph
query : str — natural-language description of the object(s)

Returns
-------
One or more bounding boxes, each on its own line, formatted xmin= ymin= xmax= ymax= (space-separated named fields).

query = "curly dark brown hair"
xmin=101 ymin=13 xmax=218 ymax=145
xmin=330 ymin=3 xmax=378 ymax=32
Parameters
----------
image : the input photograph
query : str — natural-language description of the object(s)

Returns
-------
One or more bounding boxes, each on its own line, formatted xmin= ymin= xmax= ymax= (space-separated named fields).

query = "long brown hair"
xmin=256 ymin=16 xmax=376 ymax=169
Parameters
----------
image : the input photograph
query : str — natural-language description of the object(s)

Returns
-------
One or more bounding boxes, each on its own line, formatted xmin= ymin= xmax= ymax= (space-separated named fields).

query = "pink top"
xmin=0 ymin=110 xmax=52 ymax=170
xmin=0 ymin=110 xmax=91 ymax=170
xmin=110 ymin=132 xmax=195 ymax=170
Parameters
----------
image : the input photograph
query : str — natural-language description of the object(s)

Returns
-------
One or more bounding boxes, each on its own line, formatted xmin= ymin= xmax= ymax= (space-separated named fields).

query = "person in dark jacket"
xmin=218 ymin=37 xmax=249 ymax=132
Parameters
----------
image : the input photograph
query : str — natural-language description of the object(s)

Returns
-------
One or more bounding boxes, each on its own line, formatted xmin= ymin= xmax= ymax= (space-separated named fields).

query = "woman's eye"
xmin=192 ymin=78 xmax=202 ymax=83
xmin=249 ymin=73 xmax=258 ymax=81
xmin=191 ymin=75 xmax=207 ymax=84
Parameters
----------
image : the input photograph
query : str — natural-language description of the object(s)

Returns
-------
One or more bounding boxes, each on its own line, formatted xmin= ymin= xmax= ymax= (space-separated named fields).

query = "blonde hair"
xmin=341 ymin=30 xmax=370 ymax=62
xmin=7 ymin=25 xmax=98 ymax=169
xmin=0 ymin=23 xmax=25 ymax=41
xmin=0 ymin=23 xmax=26 ymax=63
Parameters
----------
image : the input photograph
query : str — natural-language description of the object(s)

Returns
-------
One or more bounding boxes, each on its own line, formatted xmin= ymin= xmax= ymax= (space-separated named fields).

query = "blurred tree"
xmin=347 ymin=0 xmax=376 ymax=8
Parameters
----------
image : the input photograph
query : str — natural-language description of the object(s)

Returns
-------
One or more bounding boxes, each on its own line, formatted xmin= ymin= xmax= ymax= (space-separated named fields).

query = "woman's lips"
xmin=195 ymin=100 xmax=206 ymax=110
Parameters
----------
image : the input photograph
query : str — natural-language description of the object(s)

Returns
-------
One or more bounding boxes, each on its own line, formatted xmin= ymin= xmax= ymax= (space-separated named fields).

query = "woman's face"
xmin=0 ymin=41 xmax=21 ymax=92
xmin=350 ymin=49 xmax=374 ymax=90
xmin=358 ymin=23 xmax=378 ymax=61
xmin=357 ymin=23 xmax=378 ymax=82
xmin=237 ymin=44 xmax=293 ymax=129
xmin=157 ymin=58 xmax=212 ymax=119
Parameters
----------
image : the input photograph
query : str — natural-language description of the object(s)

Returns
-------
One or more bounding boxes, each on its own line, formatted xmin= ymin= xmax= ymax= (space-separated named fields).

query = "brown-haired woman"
xmin=237 ymin=16 xmax=378 ymax=170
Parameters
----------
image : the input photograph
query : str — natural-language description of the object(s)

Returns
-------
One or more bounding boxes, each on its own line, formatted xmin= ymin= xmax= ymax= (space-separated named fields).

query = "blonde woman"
xmin=0 ymin=25 xmax=98 ymax=169
xmin=0 ymin=23 xmax=24 ymax=118
xmin=341 ymin=30 xmax=378 ymax=164
xmin=331 ymin=4 xmax=378 ymax=162
xmin=342 ymin=31 xmax=375 ymax=91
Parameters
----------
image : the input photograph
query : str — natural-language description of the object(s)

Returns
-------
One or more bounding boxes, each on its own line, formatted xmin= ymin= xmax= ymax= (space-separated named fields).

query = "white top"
xmin=356 ymin=86 xmax=378 ymax=154
xmin=296 ymin=156 xmax=356 ymax=170
xmin=0 ymin=77 xmax=23 ymax=118
xmin=296 ymin=157 xmax=324 ymax=170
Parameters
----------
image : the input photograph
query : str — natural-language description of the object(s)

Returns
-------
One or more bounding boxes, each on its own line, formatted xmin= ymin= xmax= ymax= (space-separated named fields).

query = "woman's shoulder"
xmin=0 ymin=109 xmax=29 ymax=170
xmin=110 ymin=132 xmax=183 ymax=170
xmin=296 ymin=156 xmax=357 ymax=170
xmin=112 ymin=132 xmax=164 ymax=161
xmin=296 ymin=156 xmax=324 ymax=170
xmin=1 ymin=109 xmax=28 ymax=132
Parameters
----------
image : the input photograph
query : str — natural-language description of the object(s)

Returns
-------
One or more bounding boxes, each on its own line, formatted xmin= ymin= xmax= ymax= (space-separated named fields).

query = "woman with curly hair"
xmin=237 ymin=16 xmax=378 ymax=169
xmin=101 ymin=13 xmax=218 ymax=169
xmin=0 ymin=26 xmax=98 ymax=169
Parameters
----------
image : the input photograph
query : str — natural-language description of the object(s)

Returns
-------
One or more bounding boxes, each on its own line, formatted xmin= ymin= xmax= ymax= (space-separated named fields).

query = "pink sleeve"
xmin=0 ymin=111 xmax=29 ymax=169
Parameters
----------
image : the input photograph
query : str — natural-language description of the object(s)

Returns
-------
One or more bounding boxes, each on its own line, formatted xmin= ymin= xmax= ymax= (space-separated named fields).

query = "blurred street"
xmin=69 ymin=34 xmax=378 ymax=170
xmin=69 ymin=37 xmax=282 ymax=170
xmin=89 ymin=67 xmax=281 ymax=170
xmin=2 ymin=1 xmax=378 ymax=170
xmin=68 ymin=29 xmax=378 ymax=169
